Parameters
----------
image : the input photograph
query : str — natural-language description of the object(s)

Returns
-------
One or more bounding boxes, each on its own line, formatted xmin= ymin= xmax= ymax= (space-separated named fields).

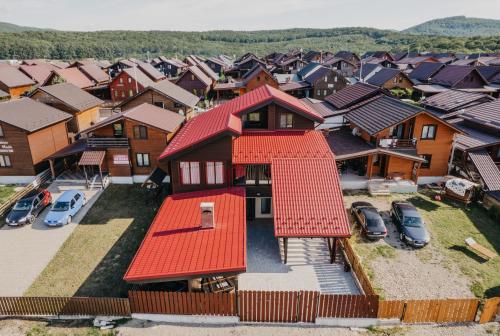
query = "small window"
xmin=206 ymin=161 xmax=224 ymax=184
xmin=133 ymin=125 xmax=148 ymax=139
xmin=280 ymin=113 xmax=293 ymax=128
xmin=317 ymin=89 xmax=321 ymax=96
xmin=257 ymin=76 xmax=261 ymax=81
xmin=153 ymin=101 xmax=164 ymax=108
xmin=128 ymin=77 xmax=132 ymax=83
xmin=114 ymin=90 xmax=118 ymax=97
xmin=421 ymin=125 xmax=437 ymax=140
xmin=191 ymin=74 xmax=195 ymax=81
xmin=121 ymin=91 xmax=125 ymax=98
xmin=260 ymin=198 xmax=272 ymax=215
xmin=323 ymin=90 xmax=327 ymax=96
xmin=0 ymin=124 xmax=3 ymax=137
xmin=113 ymin=123 xmax=123 ymax=137
xmin=119 ymin=78 xmax=123 ymax=84
xmin=136 ymin=153 xmax=150 ymax=167
xmin=129 ymin=90 xmax=134 ymax=97
xmin=248 ymin=112 xmax=260 ymax=122
xmin=421 ymin=154 xmax=432 ymax=169
xmin=180 ymin=161 xmax=200 ymax=185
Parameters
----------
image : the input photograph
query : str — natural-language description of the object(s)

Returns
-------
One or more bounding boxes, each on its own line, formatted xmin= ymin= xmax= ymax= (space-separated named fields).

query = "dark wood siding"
xmin=110 ymin=72 xmax=146 ymax=102
xmin=120 ymin=90 xmax=193 ymax=118
xmin=0 ymin=122 xmax=35 ymax=176
xmin=175 ymin=71 xmax=209 ymax=97
xmin=274 ymin=105 xmax=315 ymax=130
xmin=312 ymin=71 xmax=348 ymax=100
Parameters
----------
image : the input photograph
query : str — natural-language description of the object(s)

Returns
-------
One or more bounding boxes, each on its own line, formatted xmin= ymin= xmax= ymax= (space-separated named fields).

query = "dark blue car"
xmin=390 ymin=201 xmax=430 ymax=248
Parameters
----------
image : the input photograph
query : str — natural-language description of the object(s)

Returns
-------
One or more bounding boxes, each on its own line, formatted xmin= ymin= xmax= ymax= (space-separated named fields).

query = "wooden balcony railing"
xmin=87 ymin=137 xmax=129 ymax=148
xmin=378 ymin=138 xmax=417 ymax=149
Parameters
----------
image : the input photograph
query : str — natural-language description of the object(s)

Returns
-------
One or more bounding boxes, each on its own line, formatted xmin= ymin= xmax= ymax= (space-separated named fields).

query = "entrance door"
xmin=255 ymin=197 xmax=273 ymax=218
xmin=379 ymin=155 xmax=388 ymax=177
xmin=246 ymin=198 xmax=255 ymax=221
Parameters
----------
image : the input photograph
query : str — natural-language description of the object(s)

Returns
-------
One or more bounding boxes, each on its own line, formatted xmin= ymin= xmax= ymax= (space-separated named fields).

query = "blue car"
xmin=44 ymin=190 xmax=86 ymax=226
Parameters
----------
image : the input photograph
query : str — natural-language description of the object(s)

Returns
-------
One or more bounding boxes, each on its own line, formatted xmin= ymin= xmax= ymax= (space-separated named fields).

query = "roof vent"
xmin=200 ymin=202 xmax=215 ymax=229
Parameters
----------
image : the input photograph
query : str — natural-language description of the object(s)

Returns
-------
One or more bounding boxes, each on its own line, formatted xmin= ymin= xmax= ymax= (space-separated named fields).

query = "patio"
xmin=238 ymin=220 xmax=360 ymax=294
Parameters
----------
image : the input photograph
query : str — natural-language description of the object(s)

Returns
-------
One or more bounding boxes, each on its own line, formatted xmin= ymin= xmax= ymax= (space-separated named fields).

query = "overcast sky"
xmin=0 ymin=0 xmax=499 ymax=31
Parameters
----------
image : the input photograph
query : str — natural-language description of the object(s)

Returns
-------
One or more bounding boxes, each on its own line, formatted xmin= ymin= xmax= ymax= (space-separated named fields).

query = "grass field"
xmin=0 ymin=185 xmax=16 ymax=205
xmin=25 ymin=185 xmax=160 ymax=298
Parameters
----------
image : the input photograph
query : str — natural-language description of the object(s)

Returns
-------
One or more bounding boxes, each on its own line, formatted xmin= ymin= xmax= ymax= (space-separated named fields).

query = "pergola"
xmin=78 ymin=150 xmax=106 ymax=188
xmin=271 ymin=157 xmax=351 ymax=264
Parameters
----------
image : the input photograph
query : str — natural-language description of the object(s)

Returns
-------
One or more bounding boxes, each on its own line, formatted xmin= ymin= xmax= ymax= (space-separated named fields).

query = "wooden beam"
xmin=49 ymin=159 xmax=56 ymax=180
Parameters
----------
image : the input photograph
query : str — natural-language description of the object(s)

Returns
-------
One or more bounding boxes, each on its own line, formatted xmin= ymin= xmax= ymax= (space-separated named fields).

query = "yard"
xmin=343 ymin=189 xmax=499 ymax=300
xmin=0 ymin=184 xmax=16 ymax=205
xmin=25 ymin=185 xmax=159 ymax=298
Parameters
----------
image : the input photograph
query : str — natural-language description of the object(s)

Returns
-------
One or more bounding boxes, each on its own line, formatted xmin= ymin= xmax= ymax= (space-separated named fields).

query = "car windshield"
xmin=367 ymin=217 xmax=384 ymax=228
xmin=403 ymin=216 xmax=422 ymax=227
xmin=13 ymin=200 xmax=31 ymax=211
xmin=52 ymin=201 xmax=69 ymax=212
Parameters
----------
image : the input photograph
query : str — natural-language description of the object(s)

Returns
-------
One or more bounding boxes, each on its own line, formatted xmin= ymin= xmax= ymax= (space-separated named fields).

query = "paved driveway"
xmin=0 ymin=182 xmax=103 ymax=296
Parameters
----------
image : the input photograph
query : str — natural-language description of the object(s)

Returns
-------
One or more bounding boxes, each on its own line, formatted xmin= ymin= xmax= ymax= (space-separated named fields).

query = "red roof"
xmin=159 ymin=85 xmax=323 ymax=160
xmin=272 ymin=158 xmax=351 ymax=238
xmin=232 ymin=130 xmax=332 ymax=164
xmin=124 ymin=188 xmax=246 ymax=283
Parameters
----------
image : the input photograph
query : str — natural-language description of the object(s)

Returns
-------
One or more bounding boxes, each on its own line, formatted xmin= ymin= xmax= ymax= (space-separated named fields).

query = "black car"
xmin=351 ymin=201 xmax=387 ymax=240
xmin=390 ymin=201 xmax=430 ymax=247
xmin=5 ymin=189 xmax=52 ymax=226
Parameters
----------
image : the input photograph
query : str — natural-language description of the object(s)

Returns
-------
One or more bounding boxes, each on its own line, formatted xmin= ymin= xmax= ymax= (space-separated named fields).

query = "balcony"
xmin=378 ymin=138 xmax=417 ymax=149
xmin=87 ymin=137 xmax=130 ymax=148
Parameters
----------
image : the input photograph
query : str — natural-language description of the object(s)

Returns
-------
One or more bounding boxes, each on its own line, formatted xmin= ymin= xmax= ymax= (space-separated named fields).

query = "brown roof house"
xmin=0 ymin=66 xmax=36 ymax=98
xmin=80 ymin=103 xmax=184 ymax=183
xmin=0 ymin=98 xmax=71 ymax=183
xmin=109 ymin=67 xmax=156 ymax=102
xmin=30 ymin=83 xmax=104 ymax=139
xmin=175 ymin=65 xmax=214 ymax=99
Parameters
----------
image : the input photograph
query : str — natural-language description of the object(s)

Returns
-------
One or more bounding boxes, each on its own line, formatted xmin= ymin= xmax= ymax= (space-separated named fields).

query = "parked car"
xmin=5 ymin=189 xmax=52 ymax=226
xmin=390 ymin=201 xmax=430 ymax=247
xmin=44 ymin=190 xmax=86 ymax=226
xmin=351 ymin=201 xmax=387 ymax=240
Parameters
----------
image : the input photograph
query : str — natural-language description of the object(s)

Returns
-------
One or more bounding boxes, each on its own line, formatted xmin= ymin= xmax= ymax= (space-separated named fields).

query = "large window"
xmin=180 ymin=161 xmax=200 ymax=185
xmin=136 ymin=153 xmax=150 ymax=167
xmin=421 ymin=125 xmax=437 ymax=140
xmin=206 ymin=161 xmax=224 ymax=184
xmin=280 ymin=113 xmax=293 ymax=128
xmin=0 ymin=155 xmax=11 ymax=167
xmin=133 ymin=125 xmax=148 ymax=139
xmin=421 ymin=154 xmax=432 ymax=169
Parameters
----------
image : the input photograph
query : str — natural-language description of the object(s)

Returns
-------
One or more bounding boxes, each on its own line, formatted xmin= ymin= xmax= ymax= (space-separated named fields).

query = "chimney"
xmin=200 ymin=202 xmax=215 ymax=229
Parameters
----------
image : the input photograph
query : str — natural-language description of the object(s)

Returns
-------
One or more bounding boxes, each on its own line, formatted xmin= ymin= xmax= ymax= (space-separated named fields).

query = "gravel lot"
xmin=343 ymin=192 xmax=474 ymax=299
xmin=2 ymin=319 xmax=498 ymax=336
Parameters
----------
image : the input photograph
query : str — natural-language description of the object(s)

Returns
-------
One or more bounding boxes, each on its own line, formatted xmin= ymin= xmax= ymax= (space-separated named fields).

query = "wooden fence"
xmin=479 ymin=297 xmax=500 ymax=324
xmin=340 ymin=238 xmax=376 ymax=295
xmin=238 ymin=290 xmax=299 ymax=322
xmin=128 ymin=291 xmax=236 ymax=316
xmin=317 ymin=294 xmax=379 ymax=318
xmin=0 ymin=297 xmax=130 ymax=316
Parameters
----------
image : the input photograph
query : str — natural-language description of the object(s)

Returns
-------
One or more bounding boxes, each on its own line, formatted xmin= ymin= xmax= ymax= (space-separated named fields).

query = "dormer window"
xmin=280 ymin=113 xmax=293 ymax=128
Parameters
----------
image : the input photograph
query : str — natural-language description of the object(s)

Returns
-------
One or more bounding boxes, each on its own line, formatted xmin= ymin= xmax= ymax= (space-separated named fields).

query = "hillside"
xmin=0 ymin=27 xmax=498 ymax=61
xmin=403 ymin=16 xmax=500 ymax=37
xmin=0 ymin=21 xmax=50 ymax=33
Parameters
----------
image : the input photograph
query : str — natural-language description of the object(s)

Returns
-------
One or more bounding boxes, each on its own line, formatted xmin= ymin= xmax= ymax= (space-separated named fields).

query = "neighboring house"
xmin=124 ymin=85 xmax=351 ymax=285
xmin=107 ymin=59 xmax=138 ymax=78
xmin=116 ymin=79 xmax=200 ymax=119
xmin=19 ymin=64 xmax=58 ymax=85
xmin=395 ymin=56 xmax=439 ymax=70
xmin=328 ymin=95 xmax=461 ymax=186
xmin=81 ymin=103 xmax=185 ymax=183
xmin=151 ymin=57 xmax=188 ymax=78
xmin=322 ymin=57 xmax=357 ymax=77
xmin=109 ymin=67 xmax=155 ymax=102
xmin=0 ymin=98 xmax=71 ymax=183
xmin=205 ymin=57 xmax=227 ymax=75
xmin=362 ymin=51 xmax=394 ymax=61
xmin=226 ymin=54 xmax=267 ymax=77
xmin=135 ymin=61 xmax=166 ymax=82
xmin=0 ymin=66 xmax=36 ymax=98
xmin=334 ymin=51 xmax=361 ymax=66
xmin=0 ymin=90 xmax=9 ymax=102
xmin=175 ymin=66 xmax=213 ymax=98
xmin=366 ymin=68 xmax=413 ymax=90
xmin=30 ymin=83 xmax=104 ymax=138
xmin=43 ymin=68 xmax=94 ymax=89
xmin=448 ymin=99 xmax=500 ymax=207
xmin=408 ymin=62 xmax=445 ymax=85
xmin=421 ymin=90 xmax=494 ymax=119
xmin=275 ymin=57 xmax=308 ymax=74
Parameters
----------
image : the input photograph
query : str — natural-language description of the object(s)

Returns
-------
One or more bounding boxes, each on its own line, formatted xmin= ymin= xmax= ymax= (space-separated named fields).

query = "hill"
xmin=0 ymin=21 xmax=51 ymax=33
xmin=403 ymin=16 xmax=500 ymax=37
xmin=0 ymin=27 xmax=498 ymax=61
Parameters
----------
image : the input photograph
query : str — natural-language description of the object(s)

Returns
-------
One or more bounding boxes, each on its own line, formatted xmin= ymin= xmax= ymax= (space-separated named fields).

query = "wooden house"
xmin=109 ymin=67 xmax=155 ymax=102
xmin=81 ymin=103 xmax=184 ymax=183
xmin=0 ymin=98 xmax=71 ymax=183
xmin=322 ymin=57 xmax=357 ymax=77
xmin=30 ymin=83 xmax=104 ymax=138
xmin=116 ymin=79 xmax=200 ymax=119
xmin=366 ymin=68 xmax=413 ymax=90
xmin=175 ymin=66 xmax=213 ymax=98
xmin=0 ymin=66 xmax=35 ymax=98
xmin=151 ymin=57 xmax=188 ymax=78
xmin=214 ymin=65 xmax=279 ymax=100
xmin=334 ymin=51 xmax=361 ymax=66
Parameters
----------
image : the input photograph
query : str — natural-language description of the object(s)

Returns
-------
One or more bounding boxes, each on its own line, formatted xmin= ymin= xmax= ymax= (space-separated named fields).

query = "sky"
xmin=0 ymin=0 xmax=499 ymax=31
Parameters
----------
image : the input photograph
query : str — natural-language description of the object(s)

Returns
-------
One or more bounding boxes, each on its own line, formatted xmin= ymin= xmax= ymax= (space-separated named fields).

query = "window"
xmin=128 ymin=77 xmax=133 ymax=83
xmin=421 ymin=154 xmax=432 ymax=169
xmin=206 ymin=161 xmax=224 ymax=184
xmin=280 ymin=113 xmax=293 ymax=128
xmin=119 ymin=78 xmax=123 ymax=84
xmin=191 ymin=74 xmax=195 ymax=81
xmin=317 ymin=89 xmax=321 ymax=96
xmin=154 ymin=101 xmax=164 ymax=108
xmin=114 ymin=90 xmax=118 ymax=97
xmin=323 ymin=90 xmax=328 ymax=96
xmin=256 ymin=76 xmax=261 ymax=81
xmin=260 ymin=198 xmax=272 ymax=215
xmin=180 ymin=162 xmax=200 ymax=184
xmin=129 ymin=90 xmax=134 ymax=97
xmin=0 ymin=155 xmax=11 ymax=167
xmin=421 ymin=125 xmax=437 ymax=140
xmin=0 ymin=124 xmax=3 ymax=137
xmin=121 ymin=91 xmax=125 ymax=98
xmin=136 ymin=153 xmax=150 ymax=167
xmin=113 ymin=123 xmax=123 ymax=137
xmin=133 ymin=125 xmax=148 ymax=139
xmin=248 ymin=112 xmax=260 ymax=122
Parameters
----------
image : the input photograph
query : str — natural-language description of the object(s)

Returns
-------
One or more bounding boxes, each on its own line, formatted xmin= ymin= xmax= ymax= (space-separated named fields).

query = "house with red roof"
xmin=124 ymin=85 xmax=352 ymax=288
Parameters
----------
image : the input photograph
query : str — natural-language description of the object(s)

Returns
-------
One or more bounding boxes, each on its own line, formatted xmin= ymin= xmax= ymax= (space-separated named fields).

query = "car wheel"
xmin=67 ymin=216 xmax=72 ymax=225
xmin=399 ymin=233 xmax=405 ymax=242
xmin=28 ymin=215 xmax=35 ymax=224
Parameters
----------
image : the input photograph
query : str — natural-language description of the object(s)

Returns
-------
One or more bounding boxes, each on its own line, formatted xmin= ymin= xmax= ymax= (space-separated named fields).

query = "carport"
xmin=78 ymin=150 xmax=106 ymax=188
xmin=46 ymin=139 xmax=87 ymax=179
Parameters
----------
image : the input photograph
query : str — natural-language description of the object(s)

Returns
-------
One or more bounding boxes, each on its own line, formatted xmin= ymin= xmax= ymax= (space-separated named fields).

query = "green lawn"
xmin=0 ymin=185 xmax=16 ymax=205
xmin=407 ymin=192 xmax=500 ymax=298
xmin=25 ymin=185 xmax=160 ymax=298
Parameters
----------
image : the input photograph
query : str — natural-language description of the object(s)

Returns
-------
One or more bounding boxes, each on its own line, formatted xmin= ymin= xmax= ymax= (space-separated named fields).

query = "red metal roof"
xmin=232 ymin=130 xmax=332 ymax=164
xmin=272 ymin=157 xmax=351 ymax=238
xmin=124 ymin=188 xmax=246 ymax=283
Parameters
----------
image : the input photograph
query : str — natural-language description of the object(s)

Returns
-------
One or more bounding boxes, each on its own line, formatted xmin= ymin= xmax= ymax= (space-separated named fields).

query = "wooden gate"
xmin=317 ymin=294 xmax=379 ymax=318
xmin=128 ymin=291 xmax=236 ymax=316
xmin=402 ymin=299 xmax=479 ymax=323
xmin=238 ymin=290 xmax=299 ymax=322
